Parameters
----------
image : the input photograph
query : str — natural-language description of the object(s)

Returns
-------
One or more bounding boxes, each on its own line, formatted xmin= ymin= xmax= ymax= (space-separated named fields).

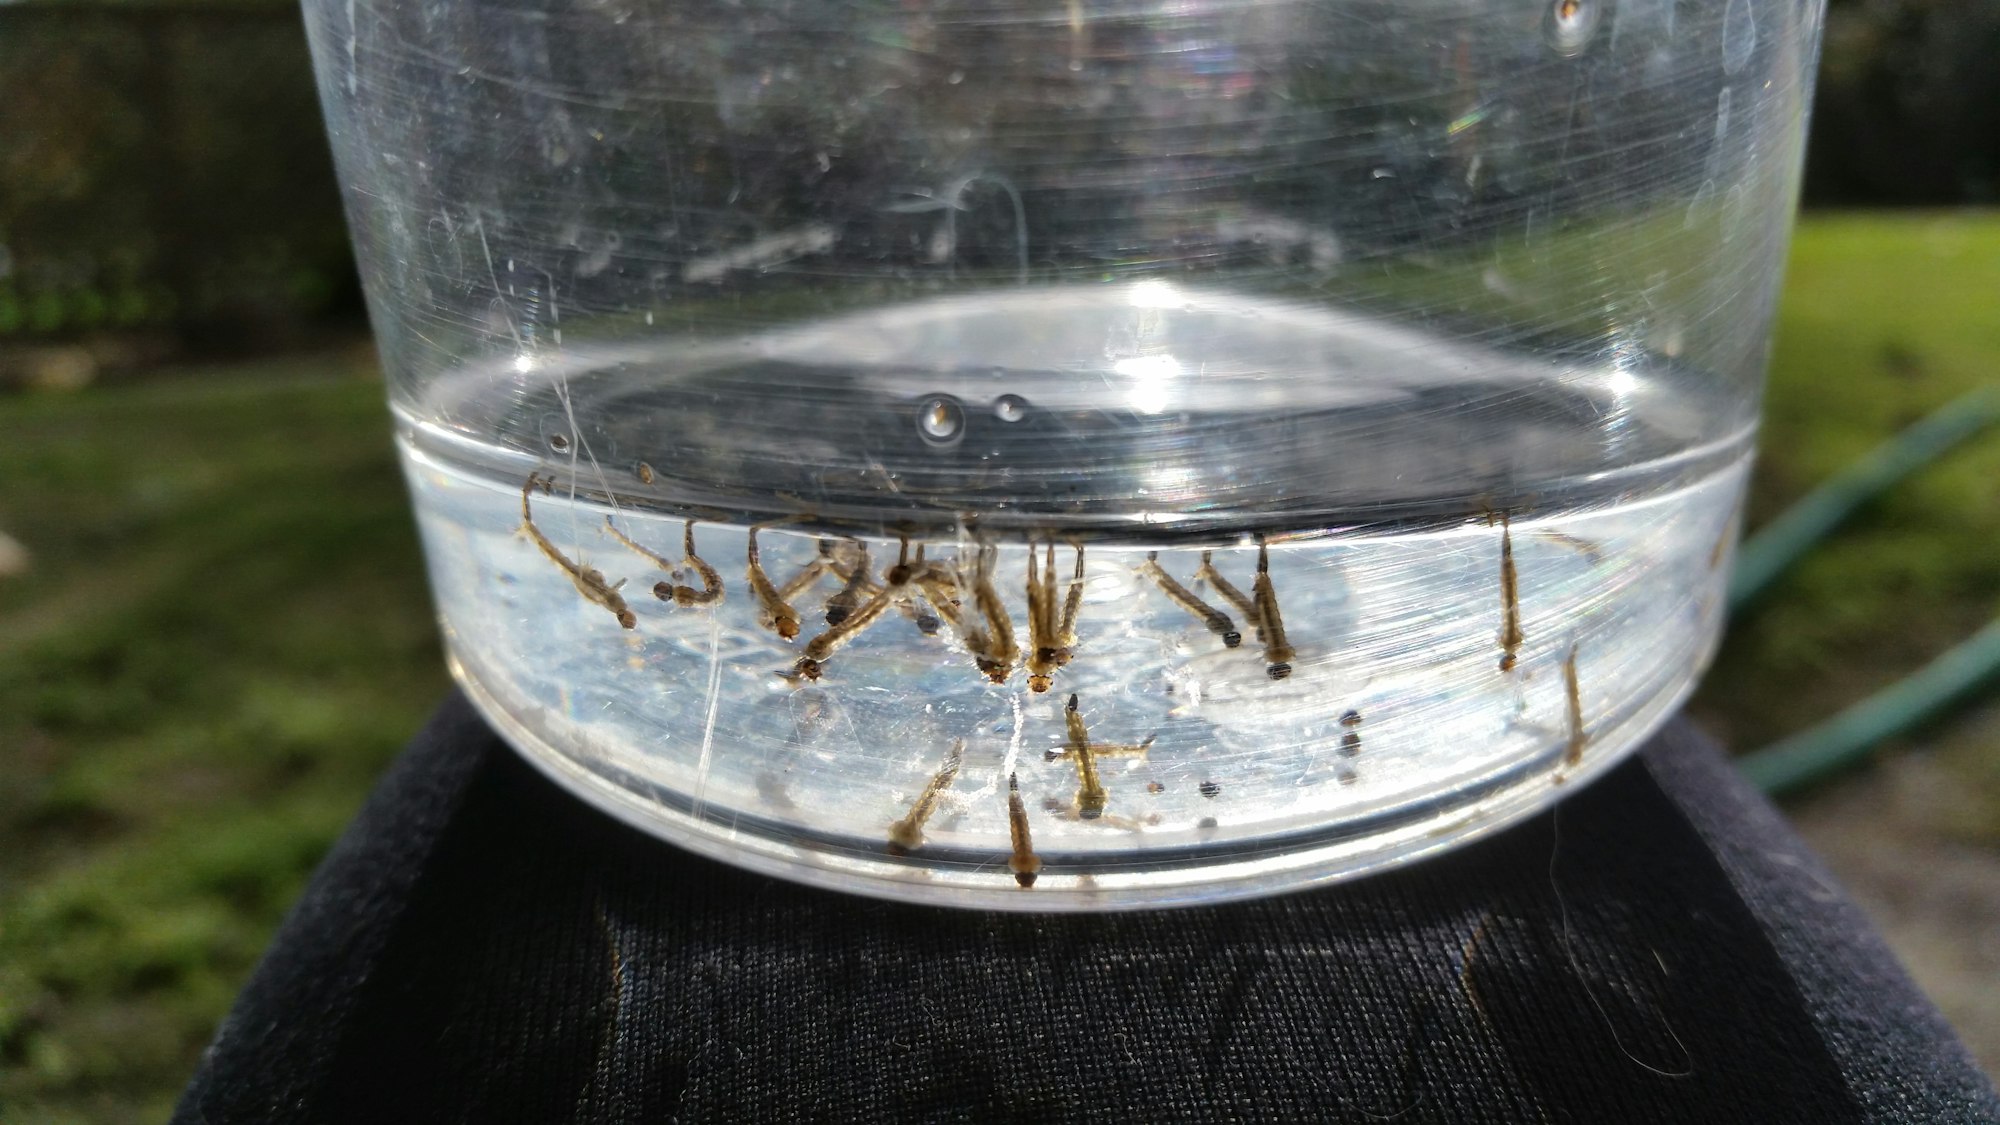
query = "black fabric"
xmin=176 ymin=694 xmax=2000 ymax=1124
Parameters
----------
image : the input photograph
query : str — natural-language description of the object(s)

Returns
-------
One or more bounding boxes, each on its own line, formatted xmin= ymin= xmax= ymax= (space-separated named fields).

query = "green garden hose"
xmin=1729 ymin=388 xmax=2000 ymax=615
xmin=1739 ymin=616 xmax=2000 ymax=796
xmin=1727 ymin=387 xmax=2000 ymax=795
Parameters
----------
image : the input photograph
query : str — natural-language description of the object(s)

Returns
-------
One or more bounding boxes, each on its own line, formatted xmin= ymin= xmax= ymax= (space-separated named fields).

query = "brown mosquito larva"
xmin=1056 ymin=543 xmax=1085 ymax=667
xmin=746 ymin=520 xmax=803 ymax=641
xmin=793 ymin=586 xmax=896 ymax=680
xmin=1340 ymin=709 xmax=1363 ymax=727
xmin=1063 ymin=693 xmax=1108 ymax=819
xmin=776 ymin=540 xmax=832 ymax=601
xmin=1044 ymin=733 xmax=1154 ymax=763
xmin=611 ymin=518 xmax=725 ymax=608
xmin=1562 ymin=642 xmax=1587 ymax=769
xmin=1539 ymin=530 xmax=1604 ymax=565
xmin=793 ymin=539 xmax=938 ymax=682
xmin=636 ymin=461 xmax=655 ymax=485
xmin=519 ymin=472 xmax=636 ymax=629
xmin=824 ymin=539 xmax=874 ymax=626
xmin=1140 ymin=552 xmax=1241 ymax=648
xmin=1007 ymin=772 xmax=1041 ymax=888
xmin=1492 ymin=510 xmax=1523 ymax=673
xmin=1146 ymin=780 xmax=1166 ymax=794
xmin=669 ymin=521 xmax=724 ymax=606
xmin=1340 ymin=731 xmax=1363 ymax=757
xmin=1251 ymin=539 xmax=1295 ymax=680
xmin=1198 ymin=780 xmax=1222 ymax=799
xmin=959 ymin=544 xmax=1018 ymax=684
xmin=887 ymin=739 xmax=965 ymax=855
xmin=1025 ymin=542 xmax=1060 ymax=693
xmin=916 ymin=570 xmax=965 ymax=634
xmin=603 ymin=515 xmax=676 ymax=576
xmin=1196 ymin=550 xmax=1263 ymax=642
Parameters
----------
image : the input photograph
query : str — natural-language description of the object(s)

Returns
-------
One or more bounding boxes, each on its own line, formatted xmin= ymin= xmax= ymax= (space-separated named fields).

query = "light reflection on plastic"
xmin=1113 ymin=353 xmax=1183 ymax=415
xmin=1127 ymin=278 xmax=1185 ymax=309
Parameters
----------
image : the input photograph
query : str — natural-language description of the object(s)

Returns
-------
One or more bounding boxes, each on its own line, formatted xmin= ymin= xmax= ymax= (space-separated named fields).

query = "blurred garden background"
xmin=2 ymin=0 xmax=1998 ymax=1119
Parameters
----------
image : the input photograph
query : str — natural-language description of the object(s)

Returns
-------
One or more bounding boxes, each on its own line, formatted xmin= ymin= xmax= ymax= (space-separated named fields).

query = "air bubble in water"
xmin=1544 ymin=0 xmax=1599 ymax=55
xmin=917 ymin=395 xmax=965 ymax=445
xmin=993 ymin=394 xmax=1028 ymax=423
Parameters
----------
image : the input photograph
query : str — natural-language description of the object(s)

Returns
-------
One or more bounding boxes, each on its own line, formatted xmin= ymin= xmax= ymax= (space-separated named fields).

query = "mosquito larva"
xmin=1251 ymin=539 xmax=1294 ymax=680
xmin=604 ymin=515 xmax=675 ymax=574
xmin=1006 ymin=772 xmax=1041 ymax=888
xmin=1340 ymin=709 xmax=1363 ymax=727
xmin=916 ymin=571 xmax=965 ymax=634
xmin=887 ymin=739 xmax=964 ymax=855
xmin=1044 ymin=731 xmax=1153 ymax=763
xmin=1493 ymin=510 xmax=1523 ymax=672
xmin=793 ymin=539 xmax=933 ymax=681
xmin=824 ymin=539 xmax=873 ymax=626
xmin=1025 ymin=542 xmax=1060 ymax=692
xmin=1562 ymin=641 xmax=1587 ymax=769
xmin=609 ymin=518 xmax=723 ymax=608
xmin=1064 ymin=693 xmax=1108 ymax=819
xmin=1339 ymin=731 xmax=1363 ymax=757
xmin=1196 ymin=550 xmax=1262 ymax=642
xmin=794 ymin=585 xmax=897 ymax=679
xmin=959 ymin=544 xmax=1018 ymax=684
xmin=777 ymin=539 xmax=840 ymax=602
xmin=1140 ymin=552 xmax=1240 ymax=648
xmin=520 ymin=472 xmax=635 ymax=629
xmin=1056 ymin=543 xmax=1085 ymax=667
xmin=1539 ymin=530 xmax=1604 ymax=565
xmin=670 ymin=521 xmax=724 ymax=606
xmin=747 ymin=520 xmax=802 ymax=641
xmin=636 ymin=461 xmax=655 ymax=485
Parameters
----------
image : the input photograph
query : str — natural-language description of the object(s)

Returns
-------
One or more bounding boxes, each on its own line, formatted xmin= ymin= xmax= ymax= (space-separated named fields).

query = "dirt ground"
xmin=1784 ymin=705 xmax=2000 ymax=1077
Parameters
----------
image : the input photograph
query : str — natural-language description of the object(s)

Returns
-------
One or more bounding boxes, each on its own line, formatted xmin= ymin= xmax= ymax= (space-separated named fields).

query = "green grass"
xmin=0 ymin=350 xmax=447 ymax=1124
xmin=0 ymin=214 xmax=1996 ymax=1121
xmin=1688 ymin=214 xmax=2000 ymax=771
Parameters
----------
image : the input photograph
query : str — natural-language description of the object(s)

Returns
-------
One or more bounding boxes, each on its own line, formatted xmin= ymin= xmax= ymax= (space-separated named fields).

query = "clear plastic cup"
xmin=303 ymin=0 xmax=1823 ymax=908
